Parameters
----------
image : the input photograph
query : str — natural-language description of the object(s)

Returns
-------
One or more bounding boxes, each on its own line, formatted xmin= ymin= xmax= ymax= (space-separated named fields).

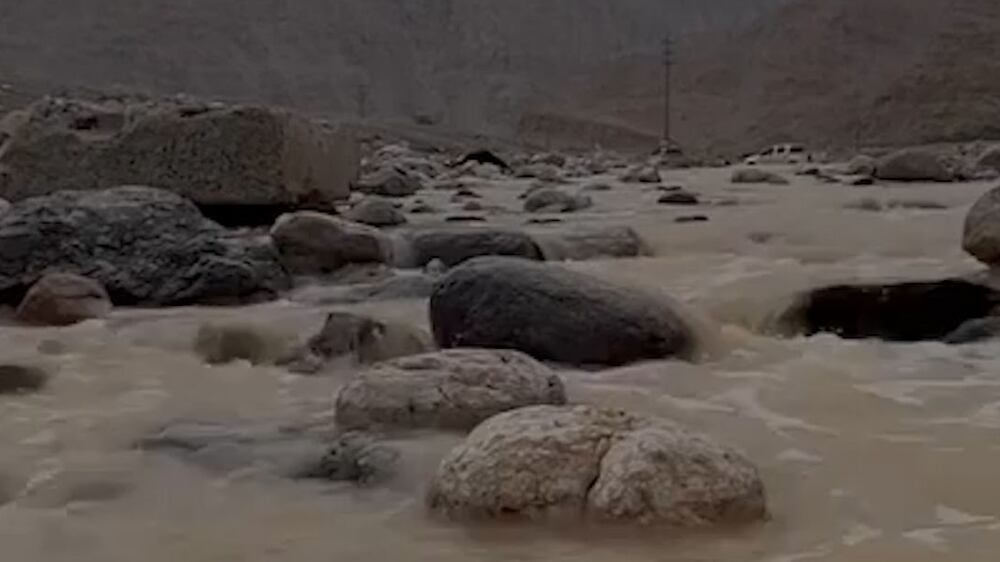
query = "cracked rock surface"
xmin=427 ymin=405 xmax=767 ymax=526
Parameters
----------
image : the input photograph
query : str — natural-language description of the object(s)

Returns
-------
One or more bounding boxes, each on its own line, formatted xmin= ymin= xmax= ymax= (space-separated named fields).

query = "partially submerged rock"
xmin=16 ymin=273 xmax=111 ymax=326
xmin=430 ymin=257 xmax=696 ymax=366
xmin=354 ymin=167 xmax=422 ymax=197
xmin=523 ymin=188 xmax=592 ymax=213
xmin=139 ymin=422 xmax=398 ymax=485
xmin=345 ymin=197 xmax=407 ymax=227
xmin=658 ymin=191 xmax=700 ymax=205
xmin=875 ymin=148 xmax=955 ymax=182
xmin=397 ymin=228 xmax=543 ymax=268
xmin=619 ymin=166 xmax=660 ymax=184
xmin=0 ymin=186 xmax=289 ymax=305
xmin=335 ymin=349 xmax=566 ymax=431
xmin=731 ymin=169 xmax=790 ymax=185
xmin=0 ymin=96 xmax=357 ymax=209
xmin=428 ymin=405 xmax=767 ymax=526
xmin=0 ymin=364 xmax=49 ymax=395
xmin=779 ymin=279 xmax=1000 ymax=341
xmin=280 ymin=312 xmax=432 ymax=373
xmin=531 ymin=225 xmax=649 ymax=261
xmin=844 ymin=155 xmax=877 ymax=176
xmin=270 ymin=212 xmax=390 ymax=275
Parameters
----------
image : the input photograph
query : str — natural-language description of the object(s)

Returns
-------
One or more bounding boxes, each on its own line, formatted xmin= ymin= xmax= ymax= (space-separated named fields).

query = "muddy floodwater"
xmin=2 ymin=166 xmax=999 ymax=561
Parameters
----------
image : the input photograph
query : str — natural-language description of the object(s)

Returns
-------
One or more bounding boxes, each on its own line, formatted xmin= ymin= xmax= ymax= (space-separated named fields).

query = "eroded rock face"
xmin=0 ymin=96 xmax=357 ymax=208
xmin=335 ymin=349 xmax=566 ymax=431
xmin=428 ymin=405 xmax=767 ymax=526
xmin=16 ymin=273 xmax=111 ymax=326
xmin=0 ymin=186 xmax=289 ymax=305
xmin=430 ymin=257 xmax=696 ymax=366
xmin=875 ymin=148 xmax=955 ymax=182
xmin=779 ymin=279 xmax=1000 ymax=341
xmin=270 ymin=212 xmax=391 ymax=275
xmin=963 ymin=186 xmax=1000 ymax=266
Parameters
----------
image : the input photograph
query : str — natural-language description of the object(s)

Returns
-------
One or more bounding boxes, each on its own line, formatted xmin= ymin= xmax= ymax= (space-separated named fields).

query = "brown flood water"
xmin=2 ymin=166 xmax=1000 ymax=561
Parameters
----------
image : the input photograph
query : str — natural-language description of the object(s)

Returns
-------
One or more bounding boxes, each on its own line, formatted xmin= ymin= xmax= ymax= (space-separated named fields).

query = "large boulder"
xmin=0 ymin=96 xmax=358 ymax=208
xmin=16 ymin=272 xmax=111 ymax=326
xmin=335 ymin=349 xmax=566 ymax=431
xmin=270 ymin=212 xmax=390 ymax=275
xmin=875 ymin=148 xmax=955 ymax=182
xmin=779 ymin=279 xmax=1000 ymax=341
xmin=963 ymin=186 xmax=1000 ymax=266
xmin=0 ymin=186 xmax=289 ymax=305
xmin=397 ymin=228 xmax=543 ymax=268
xmin=428 ymin=405 xmax=767 ymax=525
xmin=345 ymin=197 xmax=407 ymax=227
xmin=430 ymin=257 xmax=696 ymax=366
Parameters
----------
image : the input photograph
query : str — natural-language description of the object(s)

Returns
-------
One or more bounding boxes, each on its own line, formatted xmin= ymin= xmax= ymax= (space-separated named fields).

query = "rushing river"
xmin=1 ymin=166 xmax=998 ymax=561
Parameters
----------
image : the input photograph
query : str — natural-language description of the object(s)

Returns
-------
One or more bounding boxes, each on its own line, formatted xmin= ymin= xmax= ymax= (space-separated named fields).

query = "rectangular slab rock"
xmin=0 ymin=95 xmax=359 ymax=208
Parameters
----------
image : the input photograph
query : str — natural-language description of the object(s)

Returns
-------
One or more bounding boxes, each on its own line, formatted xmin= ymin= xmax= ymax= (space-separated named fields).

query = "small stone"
xmin=658 ymin=192 xmax=699 ymax=206
xmin=675 ymin=215 xmax=709 ymax=223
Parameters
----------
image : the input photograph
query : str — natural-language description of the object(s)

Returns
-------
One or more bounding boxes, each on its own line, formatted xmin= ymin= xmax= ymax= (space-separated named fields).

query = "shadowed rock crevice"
xmin=778 ymin=279 xmax=1000 ymax=342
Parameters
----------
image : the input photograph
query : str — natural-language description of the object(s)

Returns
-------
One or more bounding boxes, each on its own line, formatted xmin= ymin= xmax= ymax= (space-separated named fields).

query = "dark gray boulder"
xmin=875 ymin=148 xmax=955 ymax=182
xmin=430 ymin=257 xmax=697 ymax=366
xmin=397 ymin=228 xmax=543 ymax=268
xmin=354 ymin=167 xmax=422 ymax=197
xmin=345 ymin=197 xmax=407 ymax=227
xmin=0 ymin=186 xmax=289 ymax=305
xmin=523 ymin=188 xmax=592 ymax=213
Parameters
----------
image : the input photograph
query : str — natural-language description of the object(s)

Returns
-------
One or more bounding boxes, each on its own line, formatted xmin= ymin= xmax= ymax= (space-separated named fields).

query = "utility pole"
xmin=661 ymin=34 xmax=673 ymax=153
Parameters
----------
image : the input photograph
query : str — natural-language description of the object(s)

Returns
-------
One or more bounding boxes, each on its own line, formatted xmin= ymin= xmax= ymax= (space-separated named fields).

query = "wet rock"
xmin=844 ymin=197 xmax=883 ymax=212
xmin=452 ymin=150 xmax=511 ymax=173
xmin=875 ymin=148 xmax=955 ymax=182
xmin=345 ymin=197 xmax=407 ymax=227
xmin=139 ymin=422 xmax=398 ymax=485
xmin=531 ymin=225 xmax=649 ymax=261
xmin=731 ymin=169 xmax=790 ymax=185
xmin=887 ymin=199 xmax=949 ymax=211
xmin=845 ymin=155 xmax=877 ymax=176
xmin=194 ymin=322 xmax=288 ymax=366
xmin=354 ymin=167 xmax=423 ymax=197
xmin=580 ymin=182 xmax=612 ymax=192
xmin=280 ymin=312 xmax=432 ymax=373
xmin=676 ymin=215 xmax=709 ymax=224
xmin=0 ymin=364 xmax=49 ymax=395
xmin=430 ymin=257 xmax=696 ymax=366
xmin=431 ymin=180 xmax=466 ymax=191
xmin=963 ymin=186 xmax=1000 ymax=266
xmin=943 ymin=317 xmax=1000 ymax=344
xmin=619 ymin=165 xmax=660 ymax=184
xmin=523 ymin=188 xmax=592 ymax=213
xmin=780 ymin=279 xmax=1000 ymax=341
xmin=428 ymin=405 xmax=767 ymax=525
xmin=658 ymin=191 xmax=700 ymax=206
xmin=461 ymin=201 xmax=484 ymax=212
xmin=0 ymin=186 xmax=289 ymax=306
xmin=526 ymin=217 xmax=563 ymax=225
xmin=270 ymin=211 xmax=390 ymax=275
xmin=397 ymin=228 xmax=543 ymax=268
xmin=16 ymin=273 xmax=111 ymax=326
xmin=335 ymin=349 xmax=566 ymax=431
xmin=0 ymin=96 xmax=358 ymax=208
xmin=408 ymin=201 xmax=440 ymax=214
xmin=657 ymin=185 xmax=684 ymax=192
